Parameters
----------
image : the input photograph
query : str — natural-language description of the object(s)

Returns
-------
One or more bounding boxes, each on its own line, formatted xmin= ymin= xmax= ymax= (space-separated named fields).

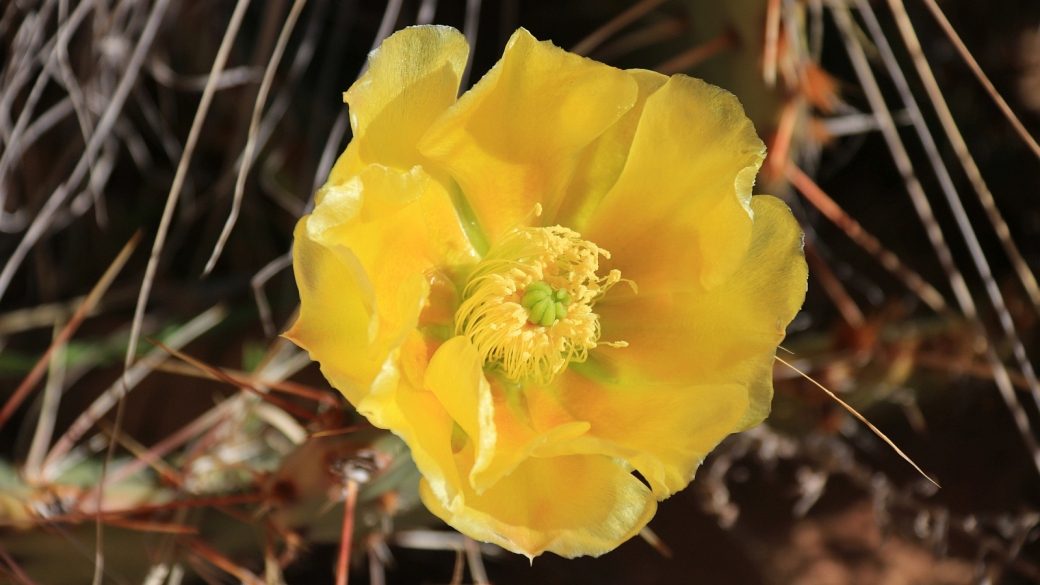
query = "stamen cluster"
xmin=454 ymin=226 xmax=622 ymax=385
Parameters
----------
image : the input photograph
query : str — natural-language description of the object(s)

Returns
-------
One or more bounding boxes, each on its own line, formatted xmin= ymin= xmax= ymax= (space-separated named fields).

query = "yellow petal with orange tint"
xmin=554 ymin=68 xmax=668 ymax=230
xmin=584 ymin=75 xmax=765 ymax=291
xmin=419 ymin=453 xmax=656 ymax=558
xmin=419 ymin=28 xmax=638 ymax=243
xmin=592 ymin=195 xmax=807 ymax=433
xmin=310 ymin=164 xmax=477 ymax=359
xmin=536 ymin=373 xmax=748 ymax=498
xmin=284 ymin=222 xmax=381 ymax=405
xmin=330 ymin=25 xmax=469 ymax=181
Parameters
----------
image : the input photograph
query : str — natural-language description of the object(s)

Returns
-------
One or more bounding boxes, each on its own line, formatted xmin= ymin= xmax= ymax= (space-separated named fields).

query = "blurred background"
xmin=1 ymin=0 xmax=1040 ymax=583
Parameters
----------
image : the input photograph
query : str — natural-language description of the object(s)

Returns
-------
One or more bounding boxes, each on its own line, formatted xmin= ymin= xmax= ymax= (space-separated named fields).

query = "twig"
xmin=831 ymin=3 xmax=1040 ymax=479
xmin=311 ymin=106 xmax=350 ymax=195
xmin=785 ymin=164 xmax=947 ymax=313
xmin=593 ymin=18 xmax=686 ymax=63
xmin=417 ymin=0 xmax=437 ymax=24
xmin=186 ymin=539 xmax=265 ymax=585
xmin=82 ymin=399 xmax=236 ymax=494
xmin=866 ymin=0 xmax=1040 ymax=320
xmin=252 ymin=252 xmax=293 ymax=337
xmin=336 ymin=479 xmax=359 ymax=585
xmin=570 ymin=0 xmax=668 ymax=56
xmin=0 ymin=542 xmax=38 ymax=585
xmin=0 ymin=0 xmax=171 ymax=306
xmin=0 ymin=230 xmax=141 ymax=433
xmin=804 ymin=240 xmax=865 ymax=328
xmin=914 ymin=0 xmax=1040 ymax=162
xmin=763 ymin=0 xmax=782 ymax=87
xmin=203 ymin=0 xmax=309 ymax=276
xmin=834 ymin=3 xmax=1040 ymax=417
xmin=0 ymin=0 xmax=93 ymax=232
xmin=40 ymin=305 xmax=227 ymax=478
xmin=125 ymin=0 xmax=252 ymax=396
xmin=654 ymin=28 xmax=736 ymax=75
xmin=23 ymin=318 xmax=69 ymax=481
xmin=464 ymin=536 xmax=489 ymax=585
xmin=148 ymin=340 xmax=321 ymax=423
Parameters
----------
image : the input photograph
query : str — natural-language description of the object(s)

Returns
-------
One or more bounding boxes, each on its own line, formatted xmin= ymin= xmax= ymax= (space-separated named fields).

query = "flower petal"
xmin=537 ymin=374 xmax=749 ymax=498
xmin=332 ymin=25 xmax=469 ymax=179
xmin=592 ymin=195 xmax=808 ymax=432
xmin=419 ymin=453 xmax=656 ymax=558
xmin=360 ymin=338 xmax=464 ymax=505
xmin=284 ymin=222 xmax=381 ymax=404
xmin=469 ymin=377 xmax=589 ymax=494
xmin=423 ymin=337 xmax=497 ymax=483
xmin=308 ymin=164 xmax=477 ymax=360
xmin=424 ymin=337 xmax=591 ymax=494
xmin=554 ymin=69 xmax=668 ymax=230
xmin=584 ymin=74 xmax=766 ymax=290
xmin=419 ymin=28 xmax=638 ymax=244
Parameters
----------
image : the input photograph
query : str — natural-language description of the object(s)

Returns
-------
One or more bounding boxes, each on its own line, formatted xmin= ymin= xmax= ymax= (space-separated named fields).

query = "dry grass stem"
xmin=866 ymin=0 xmax=1040 ymax=318
xmin=835 ymin=4 xmax=1040 ymax=414
xmin=0 ymin=230 xmax=141 ymax=432
xmin=204 ymin=0 xmax=307 ymax=276
xmin=915 ymin=0 xmax=1040 ymax=162
xmin=775 ymin=356 xmax=939 ymax=488
xmin=40 ymin=304 xmax=227 ymax=478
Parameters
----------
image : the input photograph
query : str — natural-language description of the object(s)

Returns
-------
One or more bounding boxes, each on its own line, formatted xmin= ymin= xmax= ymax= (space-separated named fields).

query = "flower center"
xmin=454 ymin=226 xmax=625 ymax=385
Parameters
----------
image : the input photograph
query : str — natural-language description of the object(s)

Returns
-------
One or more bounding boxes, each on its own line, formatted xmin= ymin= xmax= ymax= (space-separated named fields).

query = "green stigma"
xmin=520 ymin=281 xmax=572 ymax=327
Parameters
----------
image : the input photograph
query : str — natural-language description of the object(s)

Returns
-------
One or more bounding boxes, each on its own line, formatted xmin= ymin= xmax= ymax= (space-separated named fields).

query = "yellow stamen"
xmin=454 ymin=226 xmax=623 ymax=385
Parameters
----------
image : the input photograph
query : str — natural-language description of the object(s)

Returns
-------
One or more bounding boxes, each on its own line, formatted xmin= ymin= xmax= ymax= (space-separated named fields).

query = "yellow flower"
xmin=286 ymin=25 xmax=807 ymax=558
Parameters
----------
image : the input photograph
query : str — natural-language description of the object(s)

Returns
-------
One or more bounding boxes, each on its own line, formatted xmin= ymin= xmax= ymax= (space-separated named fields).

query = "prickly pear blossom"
xmin=287 ymin=25 xmax=807 ymax=558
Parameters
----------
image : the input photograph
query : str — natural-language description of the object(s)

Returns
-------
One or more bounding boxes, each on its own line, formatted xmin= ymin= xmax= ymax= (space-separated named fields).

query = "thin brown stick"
xmin=95 ymin=420 xmax=183 ymax=486
xmin=830 ymin=4 xmax=1040 ymax=480
xmin=464 ymin=536 xmax=489 ymax=585
xmin=23 ymin=318 xmax=68 ymax=481
xmin=914 ymin=351 xmax=1031 ymax=391
xmin=833 ymin=4 xmax=1040 ymax=418
xmin=449 ymin=548 xmax=465 ymax=585
xmin=570 ymin=0 xmax=668 ymax=56
xmin=459 ymin=0 xmax=483 ymax=90
xmin=148 ymin=339 xmax=321 ymax=423
xmin=152 ymin=359 xmax=340 ymax=406
xmin=103 ymin=518 xmax=198 ymax=535
xmin=0 ymin=0 xmax=170 ymax=306
xmin=915 ymin=0 xmax=1040 ymax=161
xmin=41 ymin=305 xmax=228 ymax=477
xmin=187 ymin=538 xmax=265 ymax=585
xmin=82 ymin=399 xmax=234 ymax=494
xmin=785 ymin=164 xmax=947 ymax=313
xmin=804 ymin=240 xmax=865 ymax=328
xmin=654 ymin=29 xmax=737 ymax=75
xmin=594 ymin=18 xmax=686 ymax=63
xmin=638 ymin=526 xmax=673 ymax=558
xmin=0 ymin=230 xmax=140 ymax=432
xmin=775 ymin=357 xmax=939 ymax=488
xmin=0 ymin=543 xmax=38 ymax=585
xmin=763 ymin=0 xmax=782 ymax=86
xmin=336 ymin=479 xmax=359 ymax=585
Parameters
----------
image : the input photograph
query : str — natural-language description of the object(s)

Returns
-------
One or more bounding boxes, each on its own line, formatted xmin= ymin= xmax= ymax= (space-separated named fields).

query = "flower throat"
xmin=454 ymin=225 xmax=626 ymax=385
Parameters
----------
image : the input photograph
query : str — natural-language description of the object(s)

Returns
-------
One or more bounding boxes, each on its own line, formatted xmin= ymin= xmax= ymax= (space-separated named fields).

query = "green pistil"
xmin=521 ymin=281 xmax=572 ymax=326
